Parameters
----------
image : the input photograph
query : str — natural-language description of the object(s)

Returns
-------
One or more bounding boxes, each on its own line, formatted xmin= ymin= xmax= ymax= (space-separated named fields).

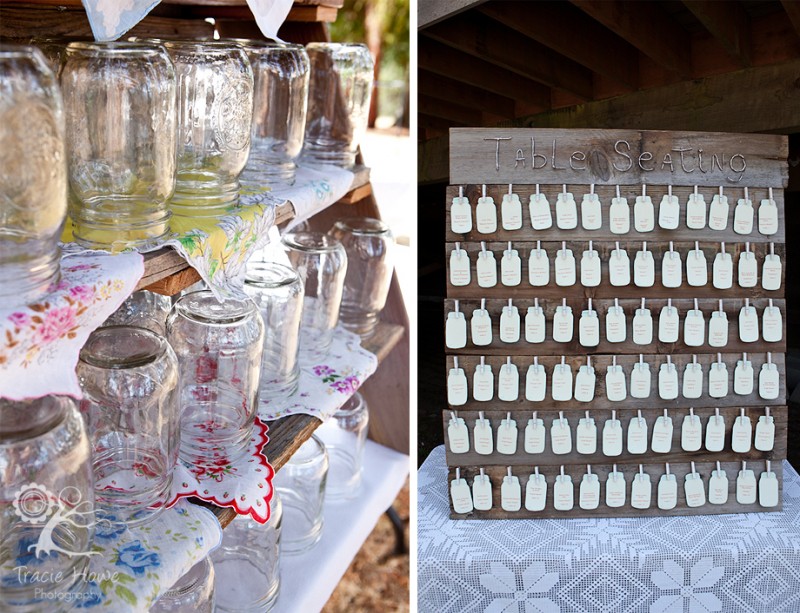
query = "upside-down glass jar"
xmin=281 ymin=231 xmax=347 ymax=365
xmin=300 ymin=43 xmax=374 ymax=169
xmin=102 ymin=289 xmax=172 ymax=335
xmin=150 ymin=557 xmax=216 ymax=612
xmin=61 ymin=42 xmax=177 ymax=250
xmin=0 ymin=396 xmax=96 ymax=611
xmin=315 ymin=391 xmax=369 ymax=499
xmin=77 ymin=326 xmax=179 ymax=527
xmin=328 ymin=217 xmax=394 ymax=338
xmin=243 ymin=262 xmax=303 ymax=403
xmin=167 ymin=290 xmax=264 ymax=467
xmin=236 ymin=40 xmax=310 ymax=186
xmin=161 ymin=41 xmax=253 ymax=216
xmin=0 ymin=45 xmax=67 ymax=306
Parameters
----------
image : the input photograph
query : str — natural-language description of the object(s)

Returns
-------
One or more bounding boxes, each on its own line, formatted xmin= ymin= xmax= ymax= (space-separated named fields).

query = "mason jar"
xmin=150 ymin=557 xmax=215 ymax=612
xmin=0 ymin=45 xmax=67 ymax=306
xmin=0 ymin=396 xmax=95 ymax=611
xmin=315 ymin=391 xmax=369 ymax=499
xmin=102 ymin=289 xmax=172 ymax=335
xmin=300 ymin=43 xmax=374 ymax=169
xmin=61 ymin=42 xmax=176 ymax=250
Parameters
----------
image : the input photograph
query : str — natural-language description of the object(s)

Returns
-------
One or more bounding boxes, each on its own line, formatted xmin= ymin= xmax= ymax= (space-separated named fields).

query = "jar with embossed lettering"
xmin=162 ymin=41 xmax=254 ymax=217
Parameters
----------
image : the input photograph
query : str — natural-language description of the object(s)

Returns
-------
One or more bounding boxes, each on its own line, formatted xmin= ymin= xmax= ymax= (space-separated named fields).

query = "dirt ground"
xmin=322 ymin=479 xmax=410 ymax=612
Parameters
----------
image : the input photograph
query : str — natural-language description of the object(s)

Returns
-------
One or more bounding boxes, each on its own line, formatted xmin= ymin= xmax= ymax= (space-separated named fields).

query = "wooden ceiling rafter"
xmin=418 ymin=69 xmax=517 ymax=118
xmin=781 ymin=0 xmax=800 ymax=38
xmin=419 ymin=94 xmax=483 ymax=126
xmin=682 ymin=0 xmax=752 ymax=67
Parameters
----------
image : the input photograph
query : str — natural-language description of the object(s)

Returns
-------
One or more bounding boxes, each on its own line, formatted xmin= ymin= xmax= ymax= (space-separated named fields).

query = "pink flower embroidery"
xmin=331 ymin=375 xmax=360 ymax=394
xmin=8 ymin=312 xmax=29 ymax=327
xmin=69 ymin=284 xmax=94 ymax=302
xmin=35 ymin=305 xmax=77 ymax=344
xmin=64 ymin=263 xmax=96 ymax=273
xmin=313 ymin=365 xmax=334 ymax=377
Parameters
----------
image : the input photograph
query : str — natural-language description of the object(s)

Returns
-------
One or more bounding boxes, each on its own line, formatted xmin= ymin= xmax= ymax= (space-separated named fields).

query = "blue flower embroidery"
xmin=114 ymin=541 xmax=160 ymax=576
xmin=73 ymin=580 xmax=103 ymax=608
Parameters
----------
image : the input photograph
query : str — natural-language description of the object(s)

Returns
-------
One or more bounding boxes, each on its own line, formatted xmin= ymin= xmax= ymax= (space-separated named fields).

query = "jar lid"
xmin=175 ymin=290 xmax=257 ymax=325
xmin=79 ymin=326 xmax=167 ymax=369
xmin=244 ymin=262 xmax=300 ymax=289
xmin=281 ymin=231 xmax=342 ymax=254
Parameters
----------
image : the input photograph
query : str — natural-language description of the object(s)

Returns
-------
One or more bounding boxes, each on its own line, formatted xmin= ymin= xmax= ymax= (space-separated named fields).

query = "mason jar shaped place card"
xmin=496 ymin=413 xmax=518 ymax=455
xmin=450 ymin=187 xmax=472 ymax=234
xmin=708 ymin=355 xmax=728 ymax=399
xmin=447 ymin=357 xmax=468 ymax=406
xmin=605 ymin=466 xmax=626 ymax=508
xmin=658 ymin=465 xmax=678 ymax=510
xmin=501 ymin=468 xmax=522 ymax=512
xmin=734 ymin=353 xmax=754 ymax=396
xmin=573 ymin=356 xmax=596 ymax=403
xmin=609 ymin=243 xmax=631 ymax=287
xmin=632 ymin=299 xmax=653 ymax=345
xmin=602 ymin=411 xmax=623 ymax=457
xmin=553 ymin=468 xmax=574 ymax=512
xmin=579 ymin=468 xmax=600 ymax=510
xmin=476 ymin=242 xmax=497 ymax=288
xmin=472 ymin=469 xmax=493 ymax=511
xmin=708 ymin=302 xmax=729 ymax=348
xmin=552 ymin=299 xmax=574 ymax=344
xmin=627 ymin=411 xmax=648 ymax=454
xmin=686 ymin=242 xmax=708 ymax=287
xmin=449 ymin=244 xmax=471 ymax=287
xmin=499 ymin=299 xmax=520 ymax=344
xmin=731 ymin=409 xmax=752 ymax=453
xmin=684 ymin=463 xmax=706 ymax=508
xmin=556 ymin=186 xmax=578 ymax=230
xmin=580 ymin=241 xmax=601 ymax=287
xmin=631 ymin=467 xmax=652 ymax=510
xmin=497 ymin=358 xmax=519 ymax=402
xmin=448 ymin=411 xmax=469 ymax=453
xmin=736 ymin=462 xmax=757 ymax=505
xmin=605 ymin=357 xmax=627 ymax=402
xmin=686 ymin=187 xmax=707 ymax=230
xmin=759 ymin=462 xmax=779 ymax=508
xmin=738 ymin=243 xmax=758 ymax=288
xmin=472 ymin=357 xmax=494 ymax=402
xmin=708 ymin=187 xmax=729 ymax=231
xmin=684 ymin=299 xmax=706 ymax=348
xmin=609 ymin=187 xmax=630 ymax=234
xmin=525 ymin=469 xmax=547 ymax=511
xmin=501 ymin=187 xmax=522 ymax=231
xmin=525 ymin=358 xmax=546 ymax=402
xmin=581 ymin=187 xmax=602 ymax=230
xmin=681 ymin=408 xmax=703 ymax=452
xmin=501 ymin=242 xmax=521 ymax=287
xmin=525 ymin=299 xmax=546 ymax=344
xmin=739 ymin=299 xmax=759 ymax=343
xmin=528 ymin=241 xmax=550 ymax=287
xmin=550 ymin=412 xmax=572 ymax=454
xmin=682 ymin=356 xmax=703 ymax=400
xmin=606 ymin=298 xmax=627 ymax=344
xmin=658 ymin=186 xmax=680 ymax=230
xmin=651 ymin=409 xmax=674 ymax=453
xmin=758 ymin=188 xmax=779 ymax=236
xmin=658 ymin=359 xmax=679 ymax=401
xmin=470 ymin=300 xmax=493 ymax=346
xmin=579 ymin=299 xmax=600 ymax=348
xmin=754 ymin=408 xmax=775 ymax=452
xmin=630 ymin=357 xmax=652 ymax=399
xmin=524 ymin=411 xmax=545 ymax=453
xmin=762 ymin=244 xmax=782 ymax=291
xmin=473 ymin=412 xmax=493 ymax=455
xmin=575 ymin=411 xmax=597 ymax=454
xmin=712 ymin=243 xmax=733 ymax=289
xmin=475 ymin=186 xmax=497 ymax=234
xmin=446 ymin=302 xmax=467 ymax=349
xmin=705 ymin=409 xmax=725 ymax=452
xmin=708 ymin=462 xmax=729 ymax=505
xmin=554 ymin=242 xmax=576 ymax=287
xmin=734 ymin=188 xmax=754 ymax=235
xmin=661 ymin=243 xmax=683 ymax=288
xmin=762 ymin=299 xmax=783 ymax=343
xmin=529 ymin=187 xmax=552 ymax=230
xmin=450 ymin=468 xmax=474 ymax=514
xmin=759 ymin=354 xmax=779 ymax=400
xmin=634 ymin=243 xmax=655 ymax=287
xmin=634 ymin=185 xmax=655 ymax=232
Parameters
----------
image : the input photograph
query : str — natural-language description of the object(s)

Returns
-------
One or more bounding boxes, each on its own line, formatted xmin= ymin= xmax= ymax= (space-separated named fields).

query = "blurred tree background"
xmin=331 ymin=0 xmax=409 ymax=129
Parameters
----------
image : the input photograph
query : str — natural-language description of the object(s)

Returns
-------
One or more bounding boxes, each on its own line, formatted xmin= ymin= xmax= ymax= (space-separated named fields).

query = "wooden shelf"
xmin=137 ymin=165 xmax=371 ymax=295
xmin=203 ymin=320 xmax=405 ymax=528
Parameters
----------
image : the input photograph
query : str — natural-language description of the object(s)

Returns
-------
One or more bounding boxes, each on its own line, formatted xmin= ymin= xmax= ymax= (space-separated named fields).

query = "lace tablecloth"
xmin=418 ymin=445 xmax=800 ymax=613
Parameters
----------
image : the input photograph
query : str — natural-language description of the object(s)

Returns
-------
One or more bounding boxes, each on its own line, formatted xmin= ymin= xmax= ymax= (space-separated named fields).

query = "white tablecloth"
xmin=418 ymin=446 xmax=800 ymax=613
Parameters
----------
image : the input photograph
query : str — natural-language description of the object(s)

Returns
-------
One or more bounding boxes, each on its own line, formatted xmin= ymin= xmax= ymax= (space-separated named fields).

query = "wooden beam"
xmin=511 ymin=59 xmax=800 ymax=135
xmin=781 ymin=0 xmax=800 ymax=38
xmin=571 ymin=0 xmax=692 ymax=77
xmin=479 ymin=1 xmax=639 ymax=89
xmin=420 ymin=114 xmax=467 ymax=132
xmin=418 ymin=135 xmax=450 ymax=185
xmin=424 ymin=13 xmax=594 ymax=99
xmin=419 ymin=94 xmax=482 ymax=126
xmin=419 ymin=37 xmax=551 ymax=109
xmin=683 ymin=0 xmax=752 ymax=67
xmin=418 ymin=0 xmax=487 ymax=29
xmin=418 ymin=70 xmax=516 ymax=118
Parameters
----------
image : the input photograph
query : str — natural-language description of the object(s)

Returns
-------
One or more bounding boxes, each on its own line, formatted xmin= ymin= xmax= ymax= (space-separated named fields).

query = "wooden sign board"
xmin=443 ymin=128 xmax=788 ymax=519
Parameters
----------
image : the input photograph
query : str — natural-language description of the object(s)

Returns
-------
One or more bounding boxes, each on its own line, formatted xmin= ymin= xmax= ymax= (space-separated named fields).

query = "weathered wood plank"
xmin=448 ymin=129 xmax=789 ymax=187
xmin=418 ymin=0 xmax=487 ymax=29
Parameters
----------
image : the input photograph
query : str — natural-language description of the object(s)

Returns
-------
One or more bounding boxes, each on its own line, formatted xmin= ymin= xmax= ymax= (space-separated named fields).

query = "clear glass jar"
xmin=243 ymin=262 xmax=303 ymax=402
xmin=0 ymin=396 xmax=95 ymax=611
xmin=212 ymin=493 xmax=282 ymax=612
xmin=300 ymin=43 xmax=374 ymax=169
xmin=77 ymin=326 xmax=179 ymax=526
xmin=315 ymin=391 xmax=369 ymax=499
xmin=328 ymin=217 xmax=394 ymax=338
xmin=61 ymin=42 xmax=176 ymax=250
xmin=273 ymin=434 xmax=328 ymax=554
xmin=162 ymin=41 xmax=253 ymax=216
xmin=236 ymin=40 xmax=309 ymax=186
xmin=281 ymin=231 xmax=347 ymax=365
xmin=167 ymin=290 xmax=264 ymax=466
xmin=31 ymin=38 xmax=71 ymax=77
xmin=102 ymin=289 xmax=172 ymax=335
xmin=150 ymin=557 xmax=215 ymax=612
xmin=0 ymin=45 xmax=66 ymax=306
